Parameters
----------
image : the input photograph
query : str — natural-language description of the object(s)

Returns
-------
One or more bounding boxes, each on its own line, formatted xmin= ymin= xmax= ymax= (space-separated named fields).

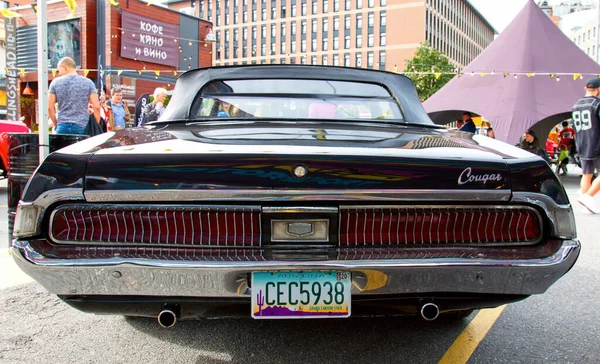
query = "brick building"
xmin=167 ymin=0 xmax=495 ymax=70
xmin=6 ymin=0 xmax=212 ymax=128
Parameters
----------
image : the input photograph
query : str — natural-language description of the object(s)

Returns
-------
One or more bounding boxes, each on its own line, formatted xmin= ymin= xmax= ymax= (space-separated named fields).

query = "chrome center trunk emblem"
xmin=271 ymin=219 xmax=330 ymax=242
xmin=287 ymin=222 xmax=314 ymax=237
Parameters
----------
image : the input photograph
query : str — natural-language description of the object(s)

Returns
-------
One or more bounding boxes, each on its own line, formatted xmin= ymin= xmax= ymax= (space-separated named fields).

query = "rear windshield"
xmin=189 ymin=79 xmax=404 ymax=121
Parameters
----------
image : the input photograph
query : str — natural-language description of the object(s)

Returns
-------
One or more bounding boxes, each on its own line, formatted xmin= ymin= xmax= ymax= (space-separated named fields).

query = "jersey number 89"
xmin=573 ymin=110 xmax=592 ymax=132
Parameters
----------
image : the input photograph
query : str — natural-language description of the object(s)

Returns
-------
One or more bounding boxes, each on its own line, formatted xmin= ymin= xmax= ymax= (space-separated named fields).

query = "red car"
xmin=0 ymin=120 xmax=30 ymax=177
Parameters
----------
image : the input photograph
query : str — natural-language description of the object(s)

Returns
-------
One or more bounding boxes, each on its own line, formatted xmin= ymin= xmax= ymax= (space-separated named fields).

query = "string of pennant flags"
xmin=4 ymin=67 xmax=183 ymax=79
xmin=4 ymin=67 xmax=600 ymax=81
xmin=1 ymin=1 xmax=596 ymax=84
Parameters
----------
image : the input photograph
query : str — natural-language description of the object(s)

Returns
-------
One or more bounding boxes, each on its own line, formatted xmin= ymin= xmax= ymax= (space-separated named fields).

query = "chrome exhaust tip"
xmin=157 ymin=310 xmax=177 ymax=328
xmin=420 ymin=303 xmax=440 ymax=321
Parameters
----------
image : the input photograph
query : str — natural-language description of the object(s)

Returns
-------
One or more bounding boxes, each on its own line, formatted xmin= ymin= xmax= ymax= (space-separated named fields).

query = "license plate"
xmin=251 ymin=271 xmax=351 ymax=319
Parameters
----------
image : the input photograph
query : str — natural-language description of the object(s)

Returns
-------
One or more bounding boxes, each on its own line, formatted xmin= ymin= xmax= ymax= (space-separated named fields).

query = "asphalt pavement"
xmin=0 ymin=165 xmax=598 ymax=364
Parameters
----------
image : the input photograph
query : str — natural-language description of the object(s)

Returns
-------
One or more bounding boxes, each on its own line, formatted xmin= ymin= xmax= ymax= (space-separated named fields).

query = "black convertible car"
xmin=12 ymin=65 xmax=579 ymax=327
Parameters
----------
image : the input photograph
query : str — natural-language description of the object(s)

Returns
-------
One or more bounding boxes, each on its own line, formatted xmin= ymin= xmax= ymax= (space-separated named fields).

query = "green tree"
xmin=404 ymin=41 xmax=455 ymax=101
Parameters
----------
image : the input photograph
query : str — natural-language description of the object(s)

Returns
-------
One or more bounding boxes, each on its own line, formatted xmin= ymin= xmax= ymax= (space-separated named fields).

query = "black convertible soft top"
xmin=160 ymin=65 xmax=435 ymax=125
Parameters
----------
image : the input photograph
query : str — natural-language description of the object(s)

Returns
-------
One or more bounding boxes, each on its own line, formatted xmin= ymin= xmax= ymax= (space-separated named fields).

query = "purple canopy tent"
xmin=423 ymin=0 xmax=600 ymax=143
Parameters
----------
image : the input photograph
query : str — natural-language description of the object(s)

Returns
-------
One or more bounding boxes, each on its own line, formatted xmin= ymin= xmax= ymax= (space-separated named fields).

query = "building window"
xmin=368 ymin=0 xmax=374 ymax=7
xmin=367 ymin=51 xmax=374 ymax=68
xmin=356 ymin=52 xmax=362 ymax=67
xmin=301 ymin=20 xmax=307 ymax=34
xmin=322 ymin=55 xmax=328 ymax=65
xmin=272 ymin=7 xmax=277 ymax=19
xmin=262 ymin=8 xmax=266 ymax=20
xmin=301 ymin=39 xmax=307 ymax=52
xmin=253 ymin=26 xmax=257 ymax=39
xmin=281 ymin=42 xmax=286 ymax=54
xmin=281 ymin=6 xmax=286 ymax=18
xmin=292 ymin=4 xmax=297 ymax=16
xmin=333 ymin=54 xmax=339 ymax=66
xmin=380 ymin=11 xmax=386 ymax=26
xmin=356 ymin=0 xmax=362 ymax=9
xmin=302 ymin=3 xmax=307 ymax=15
xmin=271 ymin=43 xmax=276 ymax=55
xmin=333 ymin=36 xmax=339 ymax=50
xmin=323 ymin=38 xmax=328 ymax=51
xmin=345 ymin=15 xmax=351 ymax=30
xmin=356 ymin=34 xmax=362 ymax=47
xmin=282 ymin=23 xmax=287 ymax=36
xmin=368 ymin=12 xmax=374 ymax=27
xmin=291 ymin=40 xmax=297 ymax=52
xmin=311 ymin=56 xmax=317 ymax=65
xmin=261 ymin=43 xmax=266 ymax=56
xmin=379 ymin=50 xmax=385 ymax=70
xmin=271 ymin=24 xmax=276 ymax=37
xmin=291 ymin=21 xmax=297 ymax=35
xmin=312 ymin=18 xmax=318 ymax=33
xmin=234 ymin=12 xmax=239 ymax=23
xmin=323 ymin=0 xmax=329 ymax=13
xmin=380 ymin=0 xmax=386 ymax=5
xmin=345 ymin=0 xmax=351 ymax=11
xmin=356 ymin=14 xmax=362 ymax=29
xmin=345 ymin=35 xmax=351 ymax=48
xmin=380 ymin=32 xmax=386 ymax=46
xmin=323 ymin=18 xmax=329 ymax=32
xmin=334 ymin=16 xmax=340 ymax=31
xmin=301 ymin=56 xmax=306 ymax=64
xmin=334 ymin=0 xmax=339 ymax=11
xmin=312 ymin=1 xmax=318 ymax=14
xmin=312 ymin=38 xmax=317 ymax=51
xmin=368 ymin=33 xmax=374 ymax=47
xmin=252 ymin=9 xmax=256 ymax=21
xmin=344 ymin=53 xmax=350 ymax=67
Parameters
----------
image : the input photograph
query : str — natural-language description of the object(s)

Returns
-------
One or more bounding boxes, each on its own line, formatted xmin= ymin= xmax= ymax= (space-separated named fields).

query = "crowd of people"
xmin=47 ymin=56 xmax=168 ymax=137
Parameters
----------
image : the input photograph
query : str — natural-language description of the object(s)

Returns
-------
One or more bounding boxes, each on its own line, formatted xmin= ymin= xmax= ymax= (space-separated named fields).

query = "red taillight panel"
xmin=51 ymin=205 xmax=262 ymax=247
xmin=339 ymin=207 xmax=541 ymax=246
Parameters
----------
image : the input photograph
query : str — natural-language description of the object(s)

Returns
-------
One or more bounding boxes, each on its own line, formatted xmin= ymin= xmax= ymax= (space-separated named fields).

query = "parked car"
xmin=12 ymin=65 xmax=580 ymax=327
xmin=0 ymin=119 xmax=30 ymax=177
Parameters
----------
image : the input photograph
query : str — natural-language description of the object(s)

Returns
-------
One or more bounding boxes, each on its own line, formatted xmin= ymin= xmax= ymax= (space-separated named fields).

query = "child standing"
xmin=556 ymin=144 xmax=569 ymax=175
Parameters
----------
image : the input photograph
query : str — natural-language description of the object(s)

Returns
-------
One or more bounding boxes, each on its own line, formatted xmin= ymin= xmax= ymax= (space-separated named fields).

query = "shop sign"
xmin=120 ymin=11 xmax=180 ymax=68
xmin=119 ymin=84 xmax=136 ymax=98
xmin=5 ymin=17 xmax=18 ymax=121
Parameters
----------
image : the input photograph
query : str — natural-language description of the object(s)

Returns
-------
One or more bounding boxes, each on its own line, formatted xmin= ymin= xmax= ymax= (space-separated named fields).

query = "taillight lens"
xmin=340 ymin=206 xmax=541 ymax=246
xmin=51 ymin=205 xmax=262 ymax=247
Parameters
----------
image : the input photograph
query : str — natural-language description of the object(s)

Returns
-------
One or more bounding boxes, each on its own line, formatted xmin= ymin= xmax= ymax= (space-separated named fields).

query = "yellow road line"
xmin=439 ymin=305 xmax=506 ymax=364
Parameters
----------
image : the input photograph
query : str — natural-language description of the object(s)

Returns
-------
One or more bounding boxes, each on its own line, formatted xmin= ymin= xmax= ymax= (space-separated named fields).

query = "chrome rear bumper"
xmin=12 ymin=239 xmax=580 ymax=297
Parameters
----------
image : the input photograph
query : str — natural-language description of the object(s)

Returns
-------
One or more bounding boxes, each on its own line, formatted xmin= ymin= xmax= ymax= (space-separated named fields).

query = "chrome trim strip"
xmin=22 ymin=188 xmax=85 ymax=210
xmin=263 ymin=207 xmax=339 ymax=213
xmin=84 ymin=189 xmax=511 ymax=202
xmin=12 ymin=239 xmax=580 ymax=297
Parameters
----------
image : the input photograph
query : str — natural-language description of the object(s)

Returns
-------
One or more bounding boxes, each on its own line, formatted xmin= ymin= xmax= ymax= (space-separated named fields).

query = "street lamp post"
xmin=37 ymin=0 xmax=49 ymax=162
